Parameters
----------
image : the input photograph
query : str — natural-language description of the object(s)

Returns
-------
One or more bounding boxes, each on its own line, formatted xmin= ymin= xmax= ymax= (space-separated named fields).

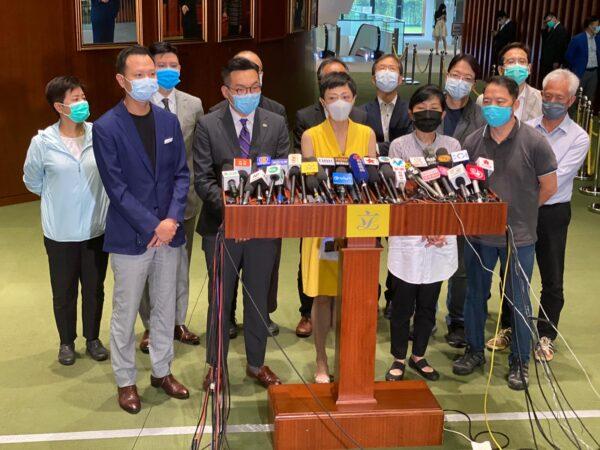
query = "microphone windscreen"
xmin=244 ymin=181 xmax=256 ymax=194
xmin=365 ymin=164 xmax=379 ymax=183
xmin=380 ymin=164 xmax=395 ymax=180
xmin=288 ymin=166 xmax=301 ymax=177
xmin=305 ymin=175 xmax=320 ymax=191
xmin=435 ymin=147 xmax=449 ymax=156
xmin=222 ymin=163 xmax=234 ymax=171
xmin=348 ymin=154 xmax=369 ymax=183
xmin=239 ymin=171 xmax=249 ymax=181
xmin=335 ymin=166 xmax=348 ymax=174
xmin=316 ymin=167 xmax=328 ymax=182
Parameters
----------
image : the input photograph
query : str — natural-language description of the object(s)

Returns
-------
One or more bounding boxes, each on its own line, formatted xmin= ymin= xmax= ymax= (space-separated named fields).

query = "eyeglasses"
xmin=227 ymin=85 xmax=261 ymax=95
xmin=447 ymin=72 xmax=475 ymax=83
xmin=503 ymin=58 xmax=529 ymax=66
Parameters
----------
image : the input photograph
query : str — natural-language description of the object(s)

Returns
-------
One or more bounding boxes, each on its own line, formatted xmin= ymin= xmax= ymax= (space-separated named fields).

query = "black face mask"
xmin=413 ymin=110 xmax=442 ymax=133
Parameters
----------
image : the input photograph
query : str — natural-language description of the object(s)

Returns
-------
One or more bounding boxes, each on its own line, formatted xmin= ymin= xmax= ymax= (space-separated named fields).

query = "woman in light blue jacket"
xmin=23 ymin=76 xmax=109 ymax=366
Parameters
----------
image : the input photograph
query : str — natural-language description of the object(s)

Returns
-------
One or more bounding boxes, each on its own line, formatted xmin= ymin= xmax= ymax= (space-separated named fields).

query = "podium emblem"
xmin=346 ymin=205 xmax=390 ymax=237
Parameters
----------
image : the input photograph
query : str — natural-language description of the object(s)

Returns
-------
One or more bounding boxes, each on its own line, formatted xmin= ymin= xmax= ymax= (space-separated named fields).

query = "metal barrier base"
xmin=579 ymin=185 xmax=600 ymax=196
xmin=403 ymin=78 xmax=420 ymax=85
xmin=575 ymin=174 xmax=592 ymax=181
xmin=588 ymin=203 xmax=600 ymax=214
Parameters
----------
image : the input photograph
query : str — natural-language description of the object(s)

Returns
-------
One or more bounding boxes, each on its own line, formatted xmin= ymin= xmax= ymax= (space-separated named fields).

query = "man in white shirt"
xmin=136 ymin=41 xmax=204 ymax=352
xmin=527 ymin=69 xmax=589 ymax=362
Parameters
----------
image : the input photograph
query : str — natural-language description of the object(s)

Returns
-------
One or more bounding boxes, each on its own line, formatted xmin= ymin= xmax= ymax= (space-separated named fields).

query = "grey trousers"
xmin=581 ymin=68 xmax=598 ymax=103
xmin=139 ymin=216 xmax=197 ymax=328
xmin=110 ymin=245 xmax=179 ymax=387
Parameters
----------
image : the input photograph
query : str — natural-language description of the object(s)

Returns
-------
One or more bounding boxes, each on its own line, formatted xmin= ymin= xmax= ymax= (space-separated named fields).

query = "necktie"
xmin=239 ymin=118 xmax=251 ymax=157
xmin=162 ymin=98 xmax=171 ymax=113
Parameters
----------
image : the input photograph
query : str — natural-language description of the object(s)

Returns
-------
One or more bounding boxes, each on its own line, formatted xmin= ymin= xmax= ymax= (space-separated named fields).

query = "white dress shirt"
xmin=387 ymin=132 xmax=459 ymax=284
xmin=514 ymin=85 xmax=528 ymax=121
xmin=230 ymin=105 xmax=255 ymax=141
xmin=151 ymin=89 xmax=177 ymax=113
xmin=527 ymin=114 xmax=590 ymax=204
xmin=587 ymin=32 xmax=598 ymax=69
xmin=378 ymin=94 xmax=397 ymax=142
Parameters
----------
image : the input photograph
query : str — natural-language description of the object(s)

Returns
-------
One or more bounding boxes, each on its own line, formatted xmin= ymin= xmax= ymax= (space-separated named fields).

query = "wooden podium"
xmin=224 ymin=201 xmax=507 ymax=449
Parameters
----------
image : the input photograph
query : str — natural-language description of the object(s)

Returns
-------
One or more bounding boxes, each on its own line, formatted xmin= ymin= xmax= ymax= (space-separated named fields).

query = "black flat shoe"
xmin=385 ymin=360 xmax=405 ymax=381
xmin=86 ymin=339 xmax=109 ymax=361
xmin=409 ymin=357 xmax=439 ymax=381
xmin=58 ymin=343 xmax=75 ymax=366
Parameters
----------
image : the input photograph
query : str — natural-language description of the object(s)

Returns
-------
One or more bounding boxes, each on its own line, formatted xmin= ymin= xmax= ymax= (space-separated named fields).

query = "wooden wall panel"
xmin=0 ymin=0 xmax=315 ymax=206
xmin=463 ymin=0 xmax=599 ymax=88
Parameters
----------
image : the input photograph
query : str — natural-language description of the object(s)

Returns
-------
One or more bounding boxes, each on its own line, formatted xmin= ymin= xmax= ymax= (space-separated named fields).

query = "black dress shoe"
xmin=229 ymin=319 xmax=239 ymax=339
xmin=86 ymin=339 xmax=109 ymax=361
xmin=445 ymin=325 xmax=467 ymax=348
xmin=58 ymin=343 xmax=75 ymax=366
xmin=267 ymin=319 xmax=279 ymax=336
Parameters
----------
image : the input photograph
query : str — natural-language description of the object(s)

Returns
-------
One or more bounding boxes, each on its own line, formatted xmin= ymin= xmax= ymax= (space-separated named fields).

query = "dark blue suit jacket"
xmin=361 ymin=97 xmax=412 ymax=156
xmin=565 ymin=31 xmax=600 ymax=78
xmin=93 ymin=102 xmax=189 ymax=255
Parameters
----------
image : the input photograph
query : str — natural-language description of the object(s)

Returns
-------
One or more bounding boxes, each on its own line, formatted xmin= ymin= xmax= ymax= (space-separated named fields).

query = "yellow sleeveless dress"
xmin=301 ymin=118 xmax=372 ymax=297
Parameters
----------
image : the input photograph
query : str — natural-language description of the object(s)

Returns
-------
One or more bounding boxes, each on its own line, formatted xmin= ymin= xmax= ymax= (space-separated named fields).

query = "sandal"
xmin=409 ymin=357 xmax=440 ymax=381
xmin=385 ymin=360 xmax=405 ymax=381
xmin=315 ymin=373 xmax=333 ymax=384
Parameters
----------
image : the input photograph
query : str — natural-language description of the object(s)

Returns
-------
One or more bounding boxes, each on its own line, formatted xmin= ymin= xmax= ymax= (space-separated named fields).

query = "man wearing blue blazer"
xmin=565 ymin=16 xmax=600 ymax=101
xmin=93 ymin=45 xmax=190 ymax=414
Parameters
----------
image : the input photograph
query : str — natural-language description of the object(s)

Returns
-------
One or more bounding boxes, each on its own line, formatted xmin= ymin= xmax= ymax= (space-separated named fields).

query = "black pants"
xmin=388 ymin=273 xmax=441 ymax=359
xmin=298 ymin=239 xmax=314 ymax=317
xmin=445 ymin=236 xmax=467 ymax=328
xmin=44 ymin=235 xmax=109 ymax=345
xmin=203 ymin=236 xmax=278 ymax=368
xmin=535 ymin=203 xmax=571 ymax=339
xmin=91 ymin=18 xmax=116 ymax=43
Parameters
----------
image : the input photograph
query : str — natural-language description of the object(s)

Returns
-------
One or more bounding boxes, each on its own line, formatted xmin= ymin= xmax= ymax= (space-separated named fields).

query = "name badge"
xmin=164 ymin=137 xmax=173 ymax=144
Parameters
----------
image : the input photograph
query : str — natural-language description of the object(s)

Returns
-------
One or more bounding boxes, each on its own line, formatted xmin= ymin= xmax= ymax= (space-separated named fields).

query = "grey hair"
xmin=542 ymin=69 xmax=580 ymax=96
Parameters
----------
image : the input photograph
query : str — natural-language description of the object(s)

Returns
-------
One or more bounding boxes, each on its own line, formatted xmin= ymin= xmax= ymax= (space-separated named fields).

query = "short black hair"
xmin=543 ymin=12 xmax=557 ymax=20
xmin=371 ymin=53 xmax=403 ymax=75
xmin=45 ymin=76 xmax=84 ymax=112
xmin=496 ymin=10 xmax=508 ymax=20
xmin=317 ymin=57 xmax=349 ymax=82
xmin=499 ymin=42 xmax=530 ymax=65
xmin=583 ymin=16 xmax=599 ymax=29
xmin=447 ymin=53 xmax=481 ymax=80
xmin=485 ymin=75 xmax=519 ymax=101
xmin=221 ymin=57 xmax=260 ymax=84
xmin=319 ymin=72 xmax=357 ymax=98
xmin=116 ymin=45 xmax=153 ymax=74
xmin=408 ymin=84 xmax=446 ymax=111
xmin=149 ymin=41 xmax=178 ymax=57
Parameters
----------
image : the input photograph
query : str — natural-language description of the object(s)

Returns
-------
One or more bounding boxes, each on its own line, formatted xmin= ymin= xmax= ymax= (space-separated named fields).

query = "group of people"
xmin=494 ymin=11 xmax=599 ymax=102
xmin=23 ymin=36 xmax=589 ymax=413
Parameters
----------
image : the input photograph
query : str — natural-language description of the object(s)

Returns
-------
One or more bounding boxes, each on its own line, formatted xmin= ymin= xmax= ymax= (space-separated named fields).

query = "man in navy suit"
xmin=91 ymin=0 xmax=120 ymax=44
xmin=566 ymin=16 xmax=600 ymax=101
xmin=93 ymin=45 xmax=190 ymax=414
xmin=361 ymin=53 xmax=412 ymax=156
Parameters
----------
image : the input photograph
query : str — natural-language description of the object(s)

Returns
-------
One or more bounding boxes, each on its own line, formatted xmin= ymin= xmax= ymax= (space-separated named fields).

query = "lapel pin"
xmin=262 ymin=123 xmax=268 ymax=128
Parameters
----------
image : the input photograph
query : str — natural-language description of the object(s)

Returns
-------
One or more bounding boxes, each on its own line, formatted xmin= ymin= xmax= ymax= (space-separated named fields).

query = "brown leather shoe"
xmin=174 ymin=325 xmax=200 ymax=345
xmin=202 ymin=367 xmax=214 ymax=391
xmin=150 ymin=374 xmax=189 ymax=399
xmin=118 ymin=385 xmax=141 ymax=414
xmin=139 ymin=330 xmax=150 ymax=354
xmin=295 ymin=316 xmax=312 ymax=337
xmin=246 ymin=365 xmax=282 ymax=388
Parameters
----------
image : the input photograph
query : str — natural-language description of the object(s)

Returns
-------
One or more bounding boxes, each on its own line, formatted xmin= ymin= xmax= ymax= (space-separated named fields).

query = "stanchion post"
xmin=427 ymin=49 xmax=434 ymax=84
xmin=576 ymin=97 xmax=592 ymax=180
xmin=438 ymin=51 xmax=445 ymax=88
xmin=580 ymin=113 xmax=600 ymax=197
xmin=576 ymin=87 xmax=583 ymax=125
xmin=392 ymin=28 xmax=399 ymax=56
xmin=410 ymin=44 xmax=417 ymax=85
xmin=403 ymin=43 xmax=410 ymax=80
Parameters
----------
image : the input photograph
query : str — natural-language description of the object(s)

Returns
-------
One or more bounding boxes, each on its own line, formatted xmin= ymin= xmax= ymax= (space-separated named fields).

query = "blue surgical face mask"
xmin=232 ymin=92 xmax=261 ymax=115
xmin=503 ymin=64 xmax=529 ymax=85
xmin=542 ymin=101 xmax=569 ymax=120
xmin=444 ymin=77 xmax=473 ymax=99
xmin=546 ymin=20 xmax=556 ymax=29
xmin=125 ymin=77 xmax=159 ymax=102
xmin=595 ymin=25 xmax=600 ymax=34
xmin=482 ymin=105 xmax=513 ymax=127
xmin=156 ymin=68 xmax=181 ymax=90
xmin=375 ymin=70 xmax=400 ymax=93
xmin=62 ymin=100 xmax=90 ymax=123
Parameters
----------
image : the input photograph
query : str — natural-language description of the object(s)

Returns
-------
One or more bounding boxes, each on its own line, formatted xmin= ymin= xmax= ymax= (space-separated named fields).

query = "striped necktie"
xmin=239 ymin=118 xmax=251 ymax=157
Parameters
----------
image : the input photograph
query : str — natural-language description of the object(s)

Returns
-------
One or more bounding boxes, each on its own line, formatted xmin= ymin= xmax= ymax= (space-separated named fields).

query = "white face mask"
xmin=325 ymin=99 xmax=353 ymax=122
xmin=375 ymin=70 xmax=400 ymax=93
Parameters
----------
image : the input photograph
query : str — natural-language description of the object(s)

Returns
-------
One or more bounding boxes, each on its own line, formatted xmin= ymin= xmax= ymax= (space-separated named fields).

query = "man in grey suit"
xmin=194 ymin=57 xmax=288 ymax=388
xmin=209 ymin=50 xmax=288 ymax=128
xmin=208 ymin=49 xmax=284 ymax=339
xmin=137 ymin=42 xmax=204 ymax=352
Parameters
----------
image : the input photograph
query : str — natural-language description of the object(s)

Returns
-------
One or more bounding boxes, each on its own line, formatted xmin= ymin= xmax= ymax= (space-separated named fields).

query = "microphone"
xmin=423 ymin=147 xmax=446 ymax=198
xmin=305 ymin=175 xmax=323 ymax=203
xmin=349 ymin=153 xmax=373 ymax=204
xmin=316 ymin=164 xmax=336 ymax=203
xmin=406 ymin=165 xmax=442 ymax=199
xmin=317 ymin=157 xmax=335 ymax=191
xmin=420 ymin=167 xmax=445 ymax=198
xmin=450 ymin=149 xmax=470 ymax=165
xmin=266 ymin=165 xmax=284 ymax=204
xmin=364 ymin=157 xmax=385 ymax=203
xmin=255 ymin=155 xmax=272 ymax=201
xmin=447 ymin=164 xmax=473 ymax=201
xmin=332 ymin=167 xmax=354 ymax=204
xmin=234 ymin=157 xmax=252 ymax=196
xmin=287 ymin=154 xmax=302 ymax=204
xmin=466 ymin=163 xmax=486 ymax=203
xmin=221 ymin=163 xmax=240 ymax=203
xmin=241 ymin=178 xmax=256 ymax=205
xmin=378 ymin=157 xmax=400 ymax=203
xmin=248 ymin=169 xmax=269 ymax=204
xmin=435 ymin=148 xmax=456 ymax=198
xmin=301 ymin=157 xmax=319 ymax=204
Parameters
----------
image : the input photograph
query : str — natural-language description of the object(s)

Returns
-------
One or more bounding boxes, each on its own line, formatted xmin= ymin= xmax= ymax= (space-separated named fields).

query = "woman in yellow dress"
xmin=300 ymin=72 xmax=377 ymax=383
